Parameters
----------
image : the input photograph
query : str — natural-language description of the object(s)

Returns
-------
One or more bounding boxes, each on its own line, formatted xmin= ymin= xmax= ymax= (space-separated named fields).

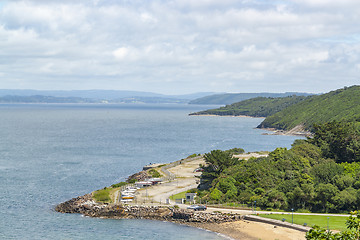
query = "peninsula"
xmin=56 ymin=153 xmax=307 ymax=240
xmin=190 ymin=85 xmax=360 ymax=136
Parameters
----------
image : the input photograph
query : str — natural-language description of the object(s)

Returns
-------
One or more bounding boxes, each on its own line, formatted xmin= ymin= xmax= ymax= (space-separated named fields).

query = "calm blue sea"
xmin=0 ymin=104 xmax=301 ymax=239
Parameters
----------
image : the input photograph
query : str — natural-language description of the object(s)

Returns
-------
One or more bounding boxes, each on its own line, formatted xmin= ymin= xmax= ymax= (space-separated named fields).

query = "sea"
xmin=0 ymin=103 xmax=302 ymax=240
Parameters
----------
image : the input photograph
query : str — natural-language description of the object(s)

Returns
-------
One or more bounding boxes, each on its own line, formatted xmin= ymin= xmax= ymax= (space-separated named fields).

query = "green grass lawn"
xmin=169 ymin=191 xmax=186 ymax=200
xmin=258 ymin=214 xmax=349 ymax=231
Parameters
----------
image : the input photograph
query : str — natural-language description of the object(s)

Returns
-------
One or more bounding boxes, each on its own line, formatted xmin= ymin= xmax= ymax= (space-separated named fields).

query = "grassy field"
xmin=169 ymin=191 xmax=186 ymax=200
xmin=258 ymin=214 xmax=349 ymax=231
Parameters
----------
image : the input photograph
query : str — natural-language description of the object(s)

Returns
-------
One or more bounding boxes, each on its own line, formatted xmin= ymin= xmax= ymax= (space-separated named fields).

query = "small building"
xmin=148 ymin=178 xmax=162 ymax=185
xmin=135 ymin=181 xmax=152 ymax=188
xmin=185 ymin=193 xmax=196 ymax=202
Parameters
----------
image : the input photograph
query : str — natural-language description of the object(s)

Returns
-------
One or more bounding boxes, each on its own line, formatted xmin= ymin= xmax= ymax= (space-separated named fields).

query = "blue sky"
xmin=0 ymin=0 xmax=359 ymax=94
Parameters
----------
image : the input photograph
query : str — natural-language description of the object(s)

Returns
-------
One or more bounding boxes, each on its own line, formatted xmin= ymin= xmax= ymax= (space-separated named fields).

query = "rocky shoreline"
xmin=55 ymin=194 xmax=243 ymax=224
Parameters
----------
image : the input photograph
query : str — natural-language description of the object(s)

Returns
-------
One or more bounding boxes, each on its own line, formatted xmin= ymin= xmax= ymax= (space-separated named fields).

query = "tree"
xmin=199 ymin=150 xmax=237 ymax=189
xmin=209 ymin=188 xmax=223 ymax=201
xmin=315 ymin=183 xmax=339 ymax=213
xmin=309 ymin=121 xmax=360 ymax=163
xmin=216 ymin=176 xmax=238 ymax=199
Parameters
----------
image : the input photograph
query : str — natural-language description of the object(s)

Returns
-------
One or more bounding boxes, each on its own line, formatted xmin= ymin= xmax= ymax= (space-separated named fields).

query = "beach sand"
xmin=185 ymin=220 xmax=306 ymax=240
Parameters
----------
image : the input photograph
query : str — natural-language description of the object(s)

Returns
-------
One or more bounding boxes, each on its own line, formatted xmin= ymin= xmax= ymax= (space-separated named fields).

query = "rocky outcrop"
xmin=126 ymin=171 xmax=149 ymax=182
xmin=55 ymin=194 xmax=242 ymax=223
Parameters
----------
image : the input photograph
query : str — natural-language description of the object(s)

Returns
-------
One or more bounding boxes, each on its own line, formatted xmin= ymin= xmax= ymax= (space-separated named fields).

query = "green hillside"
xmin=197 ymin=121 xmax=360 ymax=214
xmin=190 ymin=95 xmax=308 ymax=117
xmin=189 ymin=92 xmax=312 ymax=105
xmin=258 ymin=86 xmax=360 ymax=131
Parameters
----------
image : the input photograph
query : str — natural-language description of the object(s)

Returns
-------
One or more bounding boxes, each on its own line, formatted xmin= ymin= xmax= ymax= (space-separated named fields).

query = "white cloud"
xmin=113 ymin=47 xmax=131 ymax=60
xmin=0 ymin=0 xmax=359 ymax=94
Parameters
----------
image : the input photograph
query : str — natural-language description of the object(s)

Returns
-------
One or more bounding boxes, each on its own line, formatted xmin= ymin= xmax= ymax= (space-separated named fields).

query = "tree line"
xmin=197 ymin=121 xmax=360 ymax=213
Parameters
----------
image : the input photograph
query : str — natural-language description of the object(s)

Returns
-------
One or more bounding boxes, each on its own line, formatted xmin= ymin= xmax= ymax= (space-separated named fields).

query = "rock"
xmin=55 ymin=195 xmax=243 ymax=224
xmin=127 ymin=171 xmax=149 ymax=182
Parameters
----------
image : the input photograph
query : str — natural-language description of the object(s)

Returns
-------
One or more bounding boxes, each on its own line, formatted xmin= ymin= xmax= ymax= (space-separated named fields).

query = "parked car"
xmin=187 ymin=205 xmax=207 ymax=211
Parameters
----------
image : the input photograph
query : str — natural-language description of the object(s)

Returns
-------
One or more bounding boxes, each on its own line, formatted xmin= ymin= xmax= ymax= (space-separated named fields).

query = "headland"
xmin=55 ymin=154 xmax=307 ymax=240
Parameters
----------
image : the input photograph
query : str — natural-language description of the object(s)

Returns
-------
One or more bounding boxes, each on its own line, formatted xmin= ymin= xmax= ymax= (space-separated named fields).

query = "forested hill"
xmin=190 ymin=95 xmax=308 ymax=117
xmin=258 ymin=85 xmax=360 ymax=131
xmin=189 ymin=92 xmax=312 ymax=105
xmin=197 ymin=121 xmax=360 ymax=214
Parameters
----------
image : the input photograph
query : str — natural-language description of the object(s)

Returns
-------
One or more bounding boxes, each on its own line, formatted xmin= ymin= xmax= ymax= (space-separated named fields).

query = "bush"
xmin=187 ymin=188 xmax=197 ymax=193
xmin=128 ymin=179 xmax=136 ymax=184
xmin=111 ymin=182 xmax=127 ymax=188
xmin=225 ymin=148 xmax=245 ymax=155
xmin=149 ymin=169 xmax=161 ymax=178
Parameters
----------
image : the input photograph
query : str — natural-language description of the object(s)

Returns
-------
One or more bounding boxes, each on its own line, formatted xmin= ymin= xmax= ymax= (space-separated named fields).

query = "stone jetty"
xmin=55 ymin=194 xmax=242 ymax=223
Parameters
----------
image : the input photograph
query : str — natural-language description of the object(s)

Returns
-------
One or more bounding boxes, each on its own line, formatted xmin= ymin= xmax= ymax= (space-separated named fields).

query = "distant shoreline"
xmin=190 ymin=113 xmax=311 ymax=137
xmin=259 ymin=126 xmax=311 ymax=137
xmin=189 ymin=113 xmax=265 ymax=119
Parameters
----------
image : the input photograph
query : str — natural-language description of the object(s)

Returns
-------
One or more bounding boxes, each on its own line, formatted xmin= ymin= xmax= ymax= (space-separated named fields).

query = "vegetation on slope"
xmin=190 ymin=95 xmax=308 ymax=117
xmin=197 ymin=121 xmax=360 ymax=213
xmin=258 ymin=85 xmax=360 ymax=131
xmin=189 ymin=92 xmax=312 ymax=105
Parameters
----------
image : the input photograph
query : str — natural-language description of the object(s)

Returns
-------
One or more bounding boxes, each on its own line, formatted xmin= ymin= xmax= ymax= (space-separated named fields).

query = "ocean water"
xmin=0 ymin=103 xmax=302 ymax=239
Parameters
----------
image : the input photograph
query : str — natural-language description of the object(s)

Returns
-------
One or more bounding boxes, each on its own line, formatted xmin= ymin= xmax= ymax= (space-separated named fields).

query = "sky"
xmin=0 ymin=0 xmax=359 ymax=95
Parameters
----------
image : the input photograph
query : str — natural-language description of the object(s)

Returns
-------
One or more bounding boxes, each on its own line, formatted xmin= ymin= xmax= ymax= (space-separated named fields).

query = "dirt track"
xmin=134 ymin=157 xmax=204 ymax=204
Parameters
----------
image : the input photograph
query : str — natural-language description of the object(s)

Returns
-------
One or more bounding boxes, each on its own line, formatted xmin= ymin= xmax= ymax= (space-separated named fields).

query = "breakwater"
xmin=55 ymin=194 xmax=242 ymax=224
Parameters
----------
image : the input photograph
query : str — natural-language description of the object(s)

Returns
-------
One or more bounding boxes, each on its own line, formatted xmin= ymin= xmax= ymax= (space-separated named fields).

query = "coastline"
xmin=190 ymin=113 xmax=311 ymax=137
xmin=55 ymin=156 xmax=307 ymax=240
xmin=259 ymin=126 xmax=311 ymax=137
xmin=183 ymin=220 xmax=306 ymax=240
xmin=55 ymin=194 xmax=306 ymax=240
xmin=189 ymin=113 xmax=265 ymax=119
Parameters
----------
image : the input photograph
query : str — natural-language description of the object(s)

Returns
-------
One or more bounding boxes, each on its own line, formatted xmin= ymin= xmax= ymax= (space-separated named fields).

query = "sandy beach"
xmin=184 ymin=220 xmax=306 ymax=240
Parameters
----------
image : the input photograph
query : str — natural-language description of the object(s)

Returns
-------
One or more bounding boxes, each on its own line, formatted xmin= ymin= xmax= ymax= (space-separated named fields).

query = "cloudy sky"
xmin=0 ymin=0 xmax=359 ymax=94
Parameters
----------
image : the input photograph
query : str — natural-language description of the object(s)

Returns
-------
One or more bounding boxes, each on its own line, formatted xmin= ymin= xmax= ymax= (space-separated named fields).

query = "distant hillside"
xmin=258 ymin=86 xmax=360 ymax=131
xmin=0 ymin=89 xmax=215 ymax=101
xmin=110 ymin=96 xmax=188 ymax=104
xmin=189 ymin=92 xmax=312 ymax=105
xmin=0 ymin=95 xmax=98 ymax=103
xmin=190 ymin=95 xmax=309 ymax=117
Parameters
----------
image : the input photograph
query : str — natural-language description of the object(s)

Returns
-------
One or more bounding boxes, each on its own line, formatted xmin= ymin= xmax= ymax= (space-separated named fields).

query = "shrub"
xmin=128 ymin=179 xmax=136 ymax=184
xmin=187 ymin=153 xmax=200 ymax=158
xmin=149 ymin=169 xmax=161 ymax=178
xmin=111 ymin=182 xmax=127 ymax=188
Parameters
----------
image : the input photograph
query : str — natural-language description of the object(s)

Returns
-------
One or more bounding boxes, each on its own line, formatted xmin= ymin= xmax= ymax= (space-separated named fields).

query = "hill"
xmin=189 ymin=95 xmax=308 ymax=117
xmin=0 ymin=90 xmax=217 ymax=104
xmin=197 ymin=121 xmax=360 ymax=214
xmin=189 ymin=92 xmax=312 ymax=105
xmin=258 ymin=86 xmax=360 ymax=131
xmin=0 ymin=95 xmax=98 ymax=103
